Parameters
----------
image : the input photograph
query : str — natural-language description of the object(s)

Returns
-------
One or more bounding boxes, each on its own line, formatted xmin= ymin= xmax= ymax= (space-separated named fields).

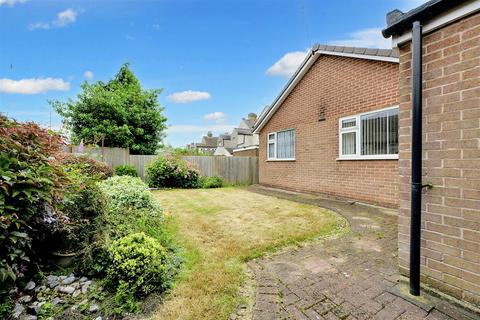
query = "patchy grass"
xmin=152 ymin=187 xmax=347 ymax=320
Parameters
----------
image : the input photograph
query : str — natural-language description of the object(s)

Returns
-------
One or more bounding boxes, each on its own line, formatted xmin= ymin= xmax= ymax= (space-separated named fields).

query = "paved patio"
xmin=246 ymin=186 xmax=477 ymax=320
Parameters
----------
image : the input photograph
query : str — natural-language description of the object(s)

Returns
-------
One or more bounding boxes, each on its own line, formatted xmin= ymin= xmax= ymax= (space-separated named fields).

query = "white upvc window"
xmin=338 ymin=106 xmax=399 ymax=160
xmin=267 ymin=129 xmax=295 ymax=161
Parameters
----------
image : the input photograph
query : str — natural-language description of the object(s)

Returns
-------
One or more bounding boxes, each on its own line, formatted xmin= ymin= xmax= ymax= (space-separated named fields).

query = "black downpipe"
xmin=410 ymin=21 xmax=423 ymax=296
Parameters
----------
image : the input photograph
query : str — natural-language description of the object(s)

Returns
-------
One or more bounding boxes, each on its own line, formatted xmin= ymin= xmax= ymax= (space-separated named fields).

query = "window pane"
xmin=342 ymin=132 xmax=356 ymax=155
xmin=361 ymin=109 xmax=398 ymax=155
xmin=268 ymin=133 xmax=275 ymax=141
xmin=342 ymin=118 xmax=356 ymax=129
xmin=276 ymin=130 xmax=295 ymax=159
xmin=268 ymin=143 xmax=275 ymax=158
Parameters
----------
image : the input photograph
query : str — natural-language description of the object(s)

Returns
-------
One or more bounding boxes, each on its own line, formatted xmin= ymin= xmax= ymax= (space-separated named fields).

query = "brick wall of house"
xmin=397 ymin=13 xmax=480 ymax=304
xmin=259 ymin=55 xmax=399 ymax=207
xmin=233 ymin=148 xmax=258 ymax=157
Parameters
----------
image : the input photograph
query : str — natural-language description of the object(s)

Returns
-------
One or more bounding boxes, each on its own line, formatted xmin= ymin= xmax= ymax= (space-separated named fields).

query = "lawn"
xmin=151 ymin=187 xmax=347 ymax=320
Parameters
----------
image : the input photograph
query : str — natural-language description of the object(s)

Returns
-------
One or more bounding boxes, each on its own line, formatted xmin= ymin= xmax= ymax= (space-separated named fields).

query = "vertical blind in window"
xmin=276 ymin=129 xmax=295 ymax=159
xmin=361 ymin=108 xmax=398 ymax=155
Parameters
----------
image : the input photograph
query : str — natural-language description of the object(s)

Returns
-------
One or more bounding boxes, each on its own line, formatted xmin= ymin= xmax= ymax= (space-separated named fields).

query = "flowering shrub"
xmin=146 ymin=156 xmax=200 ymax=188
xmin=98 ymin=176 xmax=161 ymax=212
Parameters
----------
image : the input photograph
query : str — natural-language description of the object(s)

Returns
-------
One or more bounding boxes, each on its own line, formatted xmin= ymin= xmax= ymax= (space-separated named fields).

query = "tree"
xmin=52 ymin=63 xmax=167 ymax=154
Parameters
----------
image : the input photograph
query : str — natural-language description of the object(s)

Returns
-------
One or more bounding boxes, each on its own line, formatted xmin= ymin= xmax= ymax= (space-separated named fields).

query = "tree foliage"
xmin=52 ymin=64 xmax=167 ymax=154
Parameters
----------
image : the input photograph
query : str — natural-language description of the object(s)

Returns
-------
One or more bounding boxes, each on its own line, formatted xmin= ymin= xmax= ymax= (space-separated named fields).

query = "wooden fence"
xmin=65 ymin=146 xmax=259 ymax=185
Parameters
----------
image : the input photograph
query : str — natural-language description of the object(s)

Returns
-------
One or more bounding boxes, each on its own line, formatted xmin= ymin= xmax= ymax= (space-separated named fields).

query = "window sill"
xmin=337 ymin=155 xmax=399 ymax=161
xmin=266 ymin=158 xmax=296 ymax=162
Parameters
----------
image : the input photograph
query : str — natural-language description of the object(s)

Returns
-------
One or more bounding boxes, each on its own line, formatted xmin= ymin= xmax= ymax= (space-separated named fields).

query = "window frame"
xmin=267 ymin=129 xmax=295 ymax=161
xmin=338 ymin=106 xmax=399 ymax=160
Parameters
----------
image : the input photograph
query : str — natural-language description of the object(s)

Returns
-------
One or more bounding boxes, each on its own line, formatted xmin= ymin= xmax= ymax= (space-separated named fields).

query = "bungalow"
xmin=253 ymin=44 xmax=400 ymax=207
xmin=383 ymin=0 xmax=480 ymax=306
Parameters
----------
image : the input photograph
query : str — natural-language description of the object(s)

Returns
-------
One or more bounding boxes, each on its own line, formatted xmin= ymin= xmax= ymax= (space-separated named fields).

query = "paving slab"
xmin=245 ymin=186 xmax=476 ymax=320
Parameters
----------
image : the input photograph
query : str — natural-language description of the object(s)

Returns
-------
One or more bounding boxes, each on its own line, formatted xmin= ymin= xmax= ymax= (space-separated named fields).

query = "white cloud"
xmin=84 ymin=70 xmax=94 ymax=80
xmin=204 ymin=112 xmax=226 ymax=123
xmin=0 ymin=77 xmax=70 ymax=94
xmin=53 ymin=8 xmax=77 ymax=27
xmin=329 ymin=28 xmax=391 ymax=49
xmin=266 ymin=50 xmax=308 ymax=77
xmin=0 ymin=0 xmax=27 ymax=7
xmin=167 ymin=90 xmax=211 ymax=104
xmin=167 ymin=124 xmax=235 ymax=134
xmin=28 ymin=8 xmax=78 ymax=30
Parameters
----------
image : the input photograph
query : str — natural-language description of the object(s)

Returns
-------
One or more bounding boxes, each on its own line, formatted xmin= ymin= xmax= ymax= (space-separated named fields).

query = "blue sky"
xmin=0 ymin=0 xmax=425 ymax=147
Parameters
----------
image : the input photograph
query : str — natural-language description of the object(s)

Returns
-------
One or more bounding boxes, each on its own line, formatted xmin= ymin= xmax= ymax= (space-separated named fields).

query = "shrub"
xmin=114 ymin=165 xmax=138 ymax=177
xmin=107 ymin=233 xmax=170 ymax=298
xmin=98 ymin=176 xmax=160 ymax=212
xmin=0 ymin=116 xmax=66 ymax=283
xmin=59 ymin=154 xmax=113 ymax=180
xmin=146 ymin=156 xmax=200 ymax=189
xmin=202 ymin=175 xmax=224 ymax=188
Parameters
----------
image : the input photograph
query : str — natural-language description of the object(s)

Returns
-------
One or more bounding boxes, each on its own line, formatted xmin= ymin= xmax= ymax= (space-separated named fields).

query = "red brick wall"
xmin=397 ymin=13 xmax=480 ymax=304
xmin=259 ymin=55 xmax=399 ymax=207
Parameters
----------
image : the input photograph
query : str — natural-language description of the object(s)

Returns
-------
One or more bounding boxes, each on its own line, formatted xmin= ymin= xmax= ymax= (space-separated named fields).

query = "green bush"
xmin=114 ymin=165 xmax=138 ymax=177
xmin=60 ymin=154 xmax=113 ymax=180
xmin=107 ymin=233 xmax=170 ymax=297
xmin=146 ymin=156 xmax=200 ymax=189
xmin=202 ymin=175 xmax=224 ymax=188
xmin=98 ymin=176 xmax=160 ymax=212
xmin=52 ymin=168 xmax=108 ymax=253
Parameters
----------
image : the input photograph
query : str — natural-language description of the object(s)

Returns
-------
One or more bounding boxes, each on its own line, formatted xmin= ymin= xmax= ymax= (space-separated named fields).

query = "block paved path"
xmin=245 ymin=186 xmax=476 ymax=320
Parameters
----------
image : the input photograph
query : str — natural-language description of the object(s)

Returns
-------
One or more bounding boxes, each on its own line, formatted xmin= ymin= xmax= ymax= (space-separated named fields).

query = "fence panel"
xmin=183 ymin=156 xmax=258 ymax=185
xmin=129 ymin=155 xmax=159 ymax=181
xmin=65 ymin=146 xmax=258 ymax=185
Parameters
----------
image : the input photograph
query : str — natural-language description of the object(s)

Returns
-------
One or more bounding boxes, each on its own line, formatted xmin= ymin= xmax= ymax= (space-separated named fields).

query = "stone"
xmin=18 ymin=295 xmax=32 ymax=303
xmin=89 ymin=303 xmax=99 ymax=313
xmin=94 ymin=317 xmax=103 ymax=320
xmin=21 ymin=316 xmax=37 ymax=320
xmin=79 ymin=276 xmax=88 ymax=283
xmin=28 ymin=301 xmax=44 ymax=314
xmin=46 ymin=275 xmax=59 ymax=289
xmin=81 ymin=283 xmax=90 ymax=294
xmin=61 ymin=275 xmax=76 ymax=285
xmin=34 ymin=285 xmax=46 ymax=293
xmin=72 ymin=289 xmax=81 ymax=298
xmin=52 ymin=297 xmax=65 ymax=306
xmin=24 ymin=281 xmax=36 ymax=291
xmin=58 ymin=285 xmax=75 ymax=294
xmin=12 ymin=303 xmax=25 ymax=318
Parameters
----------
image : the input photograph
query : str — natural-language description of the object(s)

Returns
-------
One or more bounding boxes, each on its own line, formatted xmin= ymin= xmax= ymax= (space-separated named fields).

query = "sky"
xmin=0 ymin=0 xmax=426 ymax=147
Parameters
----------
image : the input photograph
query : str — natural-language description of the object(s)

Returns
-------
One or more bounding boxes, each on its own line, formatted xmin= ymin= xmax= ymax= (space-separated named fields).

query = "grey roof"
xmin=243 ymin=118 xmax=255 ymax=129
xmin=235 ymin=128 xmax=253 ymax=135
xmin=201 ymin=136 xmax=219 ymax=147
xmin=220 ymin=133 xmax=231 ymax=139
xmin=314 ymin=43 xmax=399 ymax=58
xmin=382 ymin=0 xmax=470 ymax=38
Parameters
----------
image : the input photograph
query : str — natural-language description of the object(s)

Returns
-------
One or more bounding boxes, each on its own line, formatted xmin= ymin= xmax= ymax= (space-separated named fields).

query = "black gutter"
xmin=382 ymin=0 xmax=470 ymax=38
xmin=410 ymin=21 xmax=423 ymax=296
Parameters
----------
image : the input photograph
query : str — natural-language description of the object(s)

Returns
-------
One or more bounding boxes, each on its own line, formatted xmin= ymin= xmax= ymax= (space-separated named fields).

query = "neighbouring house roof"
xmin=234 ymin=127 xmax=253 ymax=135
xmin=382 ymin=0 xmax=475 ymax=38
xmin=253 ymin=44 xmax=399 ymax=134
xmin=201 ymin=136 xmax=219 ymax=147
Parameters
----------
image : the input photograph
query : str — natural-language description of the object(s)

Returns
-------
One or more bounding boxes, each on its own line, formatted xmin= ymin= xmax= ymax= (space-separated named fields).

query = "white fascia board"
xmin=392 ymin=0 xmax=480 ymax=47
